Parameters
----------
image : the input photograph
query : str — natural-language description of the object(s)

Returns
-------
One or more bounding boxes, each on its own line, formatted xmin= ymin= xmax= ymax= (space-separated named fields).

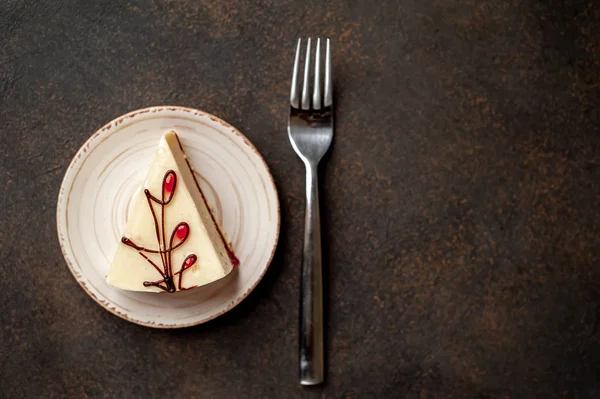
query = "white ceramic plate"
xmin=57 ymin=106 xmax=280 ymax=328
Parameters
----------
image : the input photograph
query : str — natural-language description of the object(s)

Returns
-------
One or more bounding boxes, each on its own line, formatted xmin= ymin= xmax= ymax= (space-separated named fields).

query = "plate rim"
xmin=56 ymin=105 xmax=280 ymax=328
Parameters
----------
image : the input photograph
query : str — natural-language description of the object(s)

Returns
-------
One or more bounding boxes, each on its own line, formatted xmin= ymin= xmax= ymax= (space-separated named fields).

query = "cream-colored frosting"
xmin=106 ymin=131 xmax=234 ymax=293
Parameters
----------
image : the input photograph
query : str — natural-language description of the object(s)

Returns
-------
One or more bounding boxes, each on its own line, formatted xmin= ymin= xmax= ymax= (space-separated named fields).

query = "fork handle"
xmin=299 ymin=163 xmax=324 ymax=385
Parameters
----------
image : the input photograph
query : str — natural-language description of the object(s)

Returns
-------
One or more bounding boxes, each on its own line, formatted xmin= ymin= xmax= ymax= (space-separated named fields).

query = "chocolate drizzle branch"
xmin=121 ymin=170 xmax=197 ymax=292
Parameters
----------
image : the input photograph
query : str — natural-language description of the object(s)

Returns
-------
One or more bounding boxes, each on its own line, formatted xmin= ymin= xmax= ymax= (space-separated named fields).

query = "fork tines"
xmin=290 ymin=37 xmax=332 ymax=111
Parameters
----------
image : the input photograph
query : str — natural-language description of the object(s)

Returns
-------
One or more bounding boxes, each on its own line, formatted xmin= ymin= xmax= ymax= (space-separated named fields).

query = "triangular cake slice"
xmin=106 ymin=130 xmax=239 ymax=293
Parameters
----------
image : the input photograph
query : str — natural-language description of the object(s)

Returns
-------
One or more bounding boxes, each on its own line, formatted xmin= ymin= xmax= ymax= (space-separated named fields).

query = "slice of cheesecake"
xmin=106 ymin=130 xmax=239 ymax=293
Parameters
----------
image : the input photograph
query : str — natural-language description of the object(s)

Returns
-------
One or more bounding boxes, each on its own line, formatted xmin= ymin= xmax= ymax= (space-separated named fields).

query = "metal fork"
xmin=288 ymin=37 xmax=333 ymax=385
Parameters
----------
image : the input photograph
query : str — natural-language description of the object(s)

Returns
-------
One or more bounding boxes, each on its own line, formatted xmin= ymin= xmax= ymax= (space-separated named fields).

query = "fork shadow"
xmin=319 ymin=138 xmax=335 ymax=388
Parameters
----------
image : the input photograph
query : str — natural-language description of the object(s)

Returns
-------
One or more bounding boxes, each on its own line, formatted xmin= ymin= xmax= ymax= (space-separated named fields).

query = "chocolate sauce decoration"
xmin=180 ymin=156 xmax=240 ymax=267
xmin=122 ymin=170 xmax=197 ymax=292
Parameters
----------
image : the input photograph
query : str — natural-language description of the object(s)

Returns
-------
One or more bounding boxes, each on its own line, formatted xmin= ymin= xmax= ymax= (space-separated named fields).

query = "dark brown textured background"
xmin=1 ymin=0 xmax=600 ymax=398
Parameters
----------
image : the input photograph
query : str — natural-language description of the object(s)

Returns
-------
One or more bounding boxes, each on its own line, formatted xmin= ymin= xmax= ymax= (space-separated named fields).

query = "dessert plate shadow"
xmin=57 ymin=106 xmax=280 ymax=328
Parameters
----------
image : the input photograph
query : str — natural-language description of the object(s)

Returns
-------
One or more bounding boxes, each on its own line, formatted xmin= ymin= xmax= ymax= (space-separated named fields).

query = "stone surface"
xmin=1 ymin=0 xmax=600 ymax=398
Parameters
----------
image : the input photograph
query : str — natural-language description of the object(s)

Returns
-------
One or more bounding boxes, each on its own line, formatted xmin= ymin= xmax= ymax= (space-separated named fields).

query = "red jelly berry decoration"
xmin=163 ymin=171 xmax=175 ymax=193
xmin=162 ymin=171 xmax=177 ymax=203
xmin=229 ymin=251 xmax=240 ymax=267
xmin=176 ymin=223 xmax=189 ymax=240
xmin=183 ymin=255 xmax=197 ymax=269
